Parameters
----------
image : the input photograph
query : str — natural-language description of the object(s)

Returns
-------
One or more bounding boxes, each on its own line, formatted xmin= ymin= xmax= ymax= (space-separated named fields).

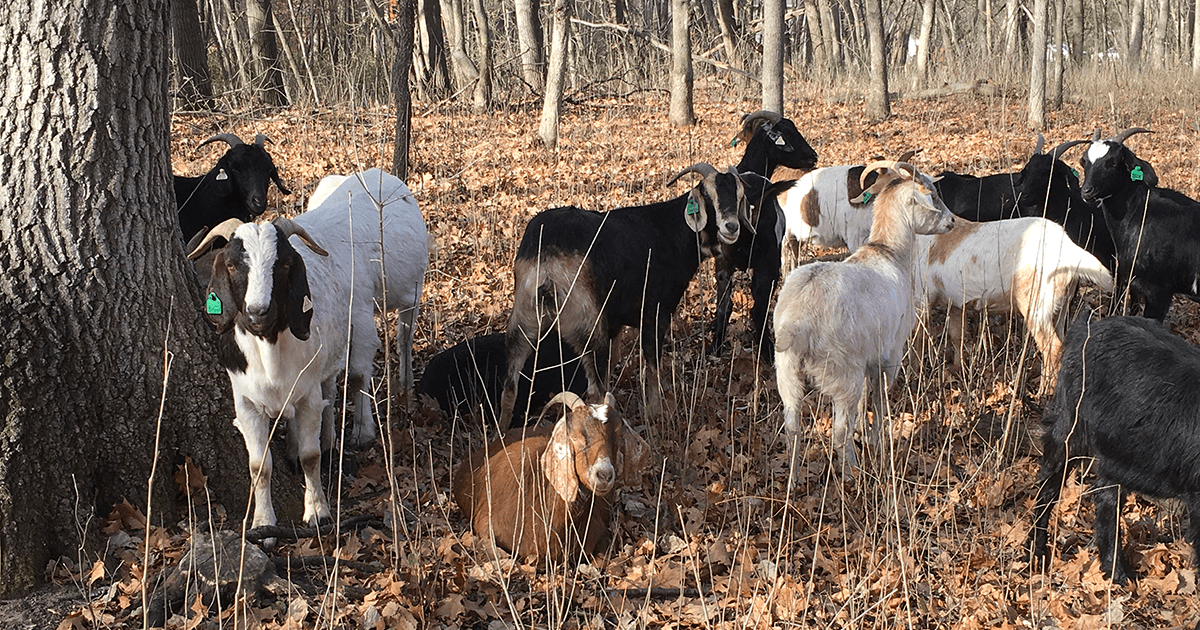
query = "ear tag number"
xmin=302 ymin=295 xmax=313 ymax=313
xmin=206 ymin=292 xmax=222 ymax=315
xmin=216 ymin=169 xmax=228 ymax=181
xmin=861 ymin=191 xmax=873 ymax=204
xmin=686 ymin=198 xmax=700 ymax=215
xmin=1070 ymin=168 xmax=1079 ymax=178
xmin=730 ymin=137 xmax=739 ymax=147
xmin=1130 ymin=165 xmax=1144 ymax=182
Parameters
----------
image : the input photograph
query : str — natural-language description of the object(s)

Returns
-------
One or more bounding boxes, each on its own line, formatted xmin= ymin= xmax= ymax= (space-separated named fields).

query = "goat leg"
xmin=1092 ymin=479 xmax=1131 ymax=584
xmin=1029 ymin=435 xmax=1067 ymax=571
xmin=707 ymin=257 xmax=736 ymax=355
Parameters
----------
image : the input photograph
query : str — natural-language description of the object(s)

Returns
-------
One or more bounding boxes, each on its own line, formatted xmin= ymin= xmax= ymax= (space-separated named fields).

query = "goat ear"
xmin=541 ymin=417 xmax=579 ymax=503
xmin=271 ymin=171 xmax=292 ymax=196
xmin=1126 ymin=153 xmax=1159 ymax=187
xmin=684 ymin=188 xmax=708 ymax=233
xmin=286 ymin=257 xmax=314 ymax=341
xmin=205 ymin=250 xmax=237 ymax=334
xmin=617 ymin=421 xmax=650 ymax=487
xmin=850 ymin=174 xmax=890 ymax=204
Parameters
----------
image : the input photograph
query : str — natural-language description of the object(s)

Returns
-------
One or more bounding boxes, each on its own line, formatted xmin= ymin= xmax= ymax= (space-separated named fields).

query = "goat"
xmin=1079 ymin=127 xmax=1200 ymax=321
xmin=774 ymin=161 xmax=955 ymax=475
xmin=174 ymin=133 xmax=291 ymax=243
xmin=497 ymin=163 xmax=748 ymax=428
xmin=453 ymin=392 xmax=649 ymax=561
xmin=1031 ymin=314 xmax=1200 ymax=585
xmin=933 ymin=166 xmax=1022 ymax=222
xmin=418 ymin=333 xmax=588 ymax=425
xmin=186 ymin=168 xmax=427 ymax=535
xmin=704 ymin=111 xmax=815 ymax=357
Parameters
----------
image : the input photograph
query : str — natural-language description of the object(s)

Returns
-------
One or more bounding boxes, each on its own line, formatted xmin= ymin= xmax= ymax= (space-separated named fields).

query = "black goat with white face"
xmin=1078 ymin=127 xmax=1200 ymax=320
xmin=174 ymin=133 xmax=291 ymax=243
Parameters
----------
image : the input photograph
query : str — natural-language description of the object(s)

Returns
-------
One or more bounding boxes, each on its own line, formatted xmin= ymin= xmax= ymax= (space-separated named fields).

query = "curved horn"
xmin=186 ymin=218 xmax=245 ymax=260
xmin=254 ymin=133 xmax=269 ymax=146
xmin=1112 ymin=127 xmax=1152 ymax=145
xmin=737 ymin=110 xmax=783 ymax=141
xmin=666 ymin=162 xmax=719 ymax=187
xmin=272 ymin=217 xmax=330 ymax=256
xmin=860 ymin=160 xmax=918 ymax=188
xmin=1091 ymin=127 xmax=1103 ymax=141
xmin=545 ymin=391 xmax=587 ymax=412
xmin=196 ymin=133 xmax=246 ymax=151
xmin=1050 ymin=139 xmax=1088 ymax=161
xmin=897 ymin=149 xmax=918 ymax=164
xmin=1033 ymin=133 xmax=1045 ymax=155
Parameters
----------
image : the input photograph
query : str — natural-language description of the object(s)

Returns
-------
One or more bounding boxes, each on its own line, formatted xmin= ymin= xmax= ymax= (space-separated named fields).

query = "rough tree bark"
xmin=441 ymin=0 xmax=480 ymax=91
xmin=172 ymin=0 xmax=214 ymax=109
xmin=414 ymin=0 xmax=452 ymax=99
xmin=1194 ymin=0 xmax=1200 ymax=73
xmin=516 ymin=0 xmax=545 ymax=92
xmin=246 ymin=0 xmax=289 ymax=106
xmin=761 ymin=0 xmax=785 ymax=114
xmin=0 ymin=0 xmax=250 ymax=597
xmin=1049 ymin=0 xmax=1065 ymax=109
xmin=472 ymin=0 xmax=493 ymax=111
xmin=1067 ymin=0 xmax=1083 ymax=63
xmin=393 ymin=0 xmax=416 ymax=178
xmin=817 ymin=0 xmax=841 ymax=72
xmin=864 ymin=0 xmax=890 ymax=119
xmin=913 ymin=0 xmax=937 ymax=88
xmin=539 ymin=0 xmax=573 ymax=148
xmin=669 ymin=0 xmax=694 ymax=125
xmin=1028 ymin=0 xmax=1048 ymax=129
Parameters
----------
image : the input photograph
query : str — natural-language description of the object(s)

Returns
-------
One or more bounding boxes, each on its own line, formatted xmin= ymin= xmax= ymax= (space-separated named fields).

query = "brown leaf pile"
xmin=57 ymin=87 xmax=1200 ymax=629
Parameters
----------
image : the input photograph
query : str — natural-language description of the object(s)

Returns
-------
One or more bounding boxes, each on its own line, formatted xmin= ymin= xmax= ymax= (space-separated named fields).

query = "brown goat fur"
xmin=453 ymin=393 xmax=649 ymax=561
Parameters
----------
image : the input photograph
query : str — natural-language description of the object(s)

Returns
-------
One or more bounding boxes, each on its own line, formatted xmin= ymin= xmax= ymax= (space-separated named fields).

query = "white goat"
xmin=188 ymin=168 xmax=427 ymax=534
xmin=779 ymin=164 xmax=1114 ymax=395
xmin=774 ymin=161 xmax=955 ymax=475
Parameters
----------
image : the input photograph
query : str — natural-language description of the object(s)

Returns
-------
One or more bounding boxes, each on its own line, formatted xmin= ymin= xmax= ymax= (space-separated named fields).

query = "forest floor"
xmin=31 ymin=80 xmax=1200 ymax=629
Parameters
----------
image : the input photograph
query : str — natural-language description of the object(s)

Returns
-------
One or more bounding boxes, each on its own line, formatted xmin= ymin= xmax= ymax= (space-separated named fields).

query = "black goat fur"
xmin=175 ymin=142 xmax=291 ymax=243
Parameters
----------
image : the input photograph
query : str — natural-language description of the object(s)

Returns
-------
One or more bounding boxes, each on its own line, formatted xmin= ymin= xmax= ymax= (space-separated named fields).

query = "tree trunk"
xmin=539 ymin=0 xmax=573 ymax=148
xmin=864 ymin=0 xmax=890 ymax=119
xmin=1067 ymin=0 xmax=1084 ymax=63
xmin=762 ymin=0 xmax=785 ymax=113
xmin=515 ymin=0 xmax=545 ymax=92
xmin=1050 ymin=0 xmax=1065 ymax=109
xmin=246 ymin=0 xmax=289 ymax=106
xmin=472 ymin=0 xmax=493 ymax=111
xmin=913 ymin=0 xmax=937 ymax=87
xmin=1194 ymin=0 xmax=1200 ymax=72
xmin=441 ymin=0 xmax=479 ymax=91
xmin=817 ymin=0 xmax=842 ymax=72
xmin=394 ymin=0 xmax=416 ymax=178
xmin=415 ymin=0 xmax=452 ymax=98
xmin=668 ymin=0 xmax=694 ymax=126
xmin=803 ymin=0 xmax=827 ymax=72
xmin=716 ymin=0 xmax=748 ymax=89
xmin=1004 ymin=0 xmax=1023 ymax=61
xmin=1152 ymin=0 xmax=1170 ymax=67
xmin=172 ymin=0 xmax=214 ymax=109
xmin=1028 ymin=0 xmax=1048 ymax=129
xmin=0 ymin=0 xmax=250 ymax=597
xmin=1129 ymin=0 xmax=1145 ymax=66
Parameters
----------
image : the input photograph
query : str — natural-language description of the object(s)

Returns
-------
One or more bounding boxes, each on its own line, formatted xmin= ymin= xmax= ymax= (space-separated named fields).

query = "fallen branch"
xmin=896 ymin=80 xmax=1002 ymax=100
xmin=606 ymin=587 xmax=706 ymax=598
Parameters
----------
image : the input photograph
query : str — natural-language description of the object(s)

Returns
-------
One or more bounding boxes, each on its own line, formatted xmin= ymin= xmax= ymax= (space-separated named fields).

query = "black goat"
xmin=706 ymin=110 xmax=816 ymax=358
xmin=498 ymin=164 xmax=747 ymax=428
xmin=418 ymin=333 xmax=588 ymax=426
xmin=1079 ymin=127 xmax=1200 ymax=320
xmin=1032 ymin=314 xmax=1200 ymax=584
xmin=934 ymin=167 xmax=1022 ymax=222
xmin=1014 ymin=135 xmax=1117 ymax=271
xmin=174 ymin=133 xmax=291 ymax=243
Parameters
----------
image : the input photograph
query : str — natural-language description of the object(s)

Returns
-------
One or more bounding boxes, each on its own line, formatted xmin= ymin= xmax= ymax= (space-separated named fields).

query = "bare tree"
xmin=246 ymin=0 xmax=288 ymax=106
xmin=414 ymin=0 xmax=452 ymax=99
xmin=0 ymin=0 xmax=249 ymax=597
xmin=442 ymin=0 xmax=480 ymax=90
xmin=1152 ymin=0 xmax=1170 ymax=67
xmin=1129 ymin=0 xmax=1145 ymax=66
xmin=803 ymin=0 xmax=827 ymax=72
xmin=669 ymin=0 xmax=694 ymax=125
xmin=1067 ymin=0 xmax=1084 ymax=63
xmin=1194 ymin=0 xmax=1200 ymax=73
xmin=539 ymin=0 xmax=573 ymax=148
xmin=864 ymin=0 xmax=890 ymax=119
xmin=1028 ymin=0 xmax=1048 ymax=128
xmin=393 ymin=0 xmax=416 ymax=178
xmin=516 ymin=0 xmax=545 ymax=92
xmin=172 ymin=0 xmax=214 ymax=109
xmin=716 ymin=0 xmax=748 ymax=89
xmin=1050 ymin=0 xmax=1065 ymax=109
xmin=817 ymin=0 xmax=842 ymax=72
xmin=913 ymin=0 xmax=937 ymax=87
xmin=762 ymin=0 xmax=785 ymax=113
xmin=472 ymin=0 xmax=493 ymax=111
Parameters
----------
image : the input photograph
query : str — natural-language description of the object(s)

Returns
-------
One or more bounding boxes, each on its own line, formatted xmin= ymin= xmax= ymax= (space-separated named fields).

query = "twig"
xmin=243 ymin=514 xmax=381 ymax=543
xmin=570 ymin=18 xmax=760 ymax=82
xmin=606 ymin=587 xmax=706 ymax=598
xmin=273 ymin=556 xmax=383 ymax=575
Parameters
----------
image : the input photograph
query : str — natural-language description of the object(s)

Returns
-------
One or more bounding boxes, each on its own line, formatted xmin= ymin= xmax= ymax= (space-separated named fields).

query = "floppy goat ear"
xmin=286 ymin=257 xmax=314 ymax=341
xmin=850 ymin=173 xmax=896 ymax=204
xmin=204 ymin=250 xmax=238 ymax=334
xmin=684 ymin=187 xmax=708 ymax=233
xmin=542 ymin=416 xmax=580 ymax=503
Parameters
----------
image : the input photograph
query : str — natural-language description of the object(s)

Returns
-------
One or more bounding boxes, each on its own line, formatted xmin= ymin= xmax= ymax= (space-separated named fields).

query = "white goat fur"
xmin=778 ymin=166 xmax=873 ymax=272
xmin=779 ymin=166 xmax=1114 ymax=394
xmin=231 ymin=168 xmax=426 ymax=529
xmin=774 ymin=166 xmax=955 ymax=475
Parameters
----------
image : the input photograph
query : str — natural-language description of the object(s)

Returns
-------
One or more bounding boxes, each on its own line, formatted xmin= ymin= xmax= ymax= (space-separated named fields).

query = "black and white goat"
xmin=174 ymin=133 xmax=292 ymax=243
xmin=498 ymin=164 xmax=748 ymax=428
xmin=1032 ymin=314 xmax=1200 ymax=584
xmin=704 ymin=111 xmax=815 ymax=357
xmin=187 ymin=168 xmax=427 ymax=534
xmin=1079 ymin=127 xmax=1200 ymax=320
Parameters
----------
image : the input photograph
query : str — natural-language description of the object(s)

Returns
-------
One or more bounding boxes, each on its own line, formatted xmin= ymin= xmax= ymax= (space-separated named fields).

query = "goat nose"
xmin=245 ymin=303 xmax=268 ymax=318
xmin=724 ymin=221 xmax=739 ymax=234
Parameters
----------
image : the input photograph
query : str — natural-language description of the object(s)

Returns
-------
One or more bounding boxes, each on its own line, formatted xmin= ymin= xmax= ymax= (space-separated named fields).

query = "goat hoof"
xmin=260 ymin=537 xmax=278 ymax=552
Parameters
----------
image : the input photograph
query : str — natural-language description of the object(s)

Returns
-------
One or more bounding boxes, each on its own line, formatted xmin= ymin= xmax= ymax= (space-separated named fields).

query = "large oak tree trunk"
xmin=0 ymin=0 xmax=248 ymax=597
xmin=172 ymin=0 xmax=214 ymax=109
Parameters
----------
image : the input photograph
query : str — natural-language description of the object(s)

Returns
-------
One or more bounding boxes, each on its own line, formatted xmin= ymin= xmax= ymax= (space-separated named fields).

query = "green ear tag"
xmin=730 ymin=137 xmax=740 ymax=147
xmin=206 ymin=292 xmax=222 ymax=315
xmin=861 ymin=191 xmax=873 ymax=204
xmin=1130 ymin=165 xmax=1144 ymax=182
xmin=1070 ymin=168 xmax=1079 ymax=178
xmin=686 ymin=198 xmax=700 ymax=215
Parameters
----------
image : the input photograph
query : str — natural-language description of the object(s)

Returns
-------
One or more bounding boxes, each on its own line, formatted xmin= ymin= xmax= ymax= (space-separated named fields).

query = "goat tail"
xmin=1056 ymin=249 xmax=1115 ymax=293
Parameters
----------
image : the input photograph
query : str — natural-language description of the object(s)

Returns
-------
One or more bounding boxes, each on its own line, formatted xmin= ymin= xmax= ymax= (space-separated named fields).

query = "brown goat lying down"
xmin=453 ymin=392 xmax=649 ymax=561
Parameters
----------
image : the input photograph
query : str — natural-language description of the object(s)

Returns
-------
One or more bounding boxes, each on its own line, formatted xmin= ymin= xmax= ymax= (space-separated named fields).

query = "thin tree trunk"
xmin=716 ymin=0 xmax=748 ymax=88
xmin=246 ymin=0 xmax=288 ymax=106
xmin=803 ymin=0 xmax=827 ymax=72
xmin=762 ymin=0 xmax=785 ymax=113
xmin=1152 ymin=0 xmax=1170 ymax=67
xmin=1068 ymin=0 xmax=1084 ymax=63
xmin=1050 ymin=0 xmax=1065 ymax=109
xmin=864 ymin=0 xmax=890 ymax=119
xmin=172 ymin=0 xmax=214 ymax=109
xmin=0 ymin=0 xmax=249 ymax=597
xmin=516 ymin=0 xmax=545 ymax=92
xmin=441 ymin=0 xmax=479 ymax=90
xmin=539 ymin=0 xmax=573 ymax=148
xmin=1004 ymin=0 xmax=1022 ymax=61
xmin=1130 ymin=0 xmax=1145 ymax=66
xmin=1194 ymin=0 xmax=1200 ymax=72
xmin=472 ymin=0 xmax=493 ymax=111
xmin=394 ymin=0 xmax=416 ymax=178
xmin=913 ymin=0 xmax=937 ymax=87
xmin=416 ymin=0 xmax=452 ymax=98
xmin=1028 ymin=0 xmax=1048 ymax=129
xmin=817 ymin=0 xmax=842 ymax=72
xmin=270 ymin=9 xmax=300 ymax=105
xmin=668 ymin=0 xmax=694 ymax=125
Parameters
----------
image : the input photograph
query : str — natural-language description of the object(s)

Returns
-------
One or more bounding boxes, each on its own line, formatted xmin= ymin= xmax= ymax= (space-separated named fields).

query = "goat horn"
xmin=271 ymin=217 xmax=329 ymax=257
xmin=545 ymin=391 xmax=587 ymax=411
xmin=1050 ymin=139 xmax=1088 ymax=160
xmin=1112 ymin=127 xmax=1152 ymax=145
xmin=861 ymin=160 xmax=918 ymax=188
xmin=1091 ymin=127 xmax=1103 ymax=141
xmin=197 ymin=133 xmax=246 ymax=150
xmin=1033 ymin=133 xmax=1045 ymax=155
xmin=186 ymin=218 xmax=244 ymax=260
xmin=254 ymin=133 xmax=269 ymax=146
xmin=736 ymin=110 xmax=783 ymax=142
xmin=666 ymin=162 xmax=719 ymax=187
xmin=897 ymin=149 xmax=918 ymax=163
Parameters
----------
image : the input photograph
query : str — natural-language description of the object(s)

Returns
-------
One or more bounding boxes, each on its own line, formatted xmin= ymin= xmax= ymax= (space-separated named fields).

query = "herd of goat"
xmin=173 ymin=116 xmax=1200 ymax=595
